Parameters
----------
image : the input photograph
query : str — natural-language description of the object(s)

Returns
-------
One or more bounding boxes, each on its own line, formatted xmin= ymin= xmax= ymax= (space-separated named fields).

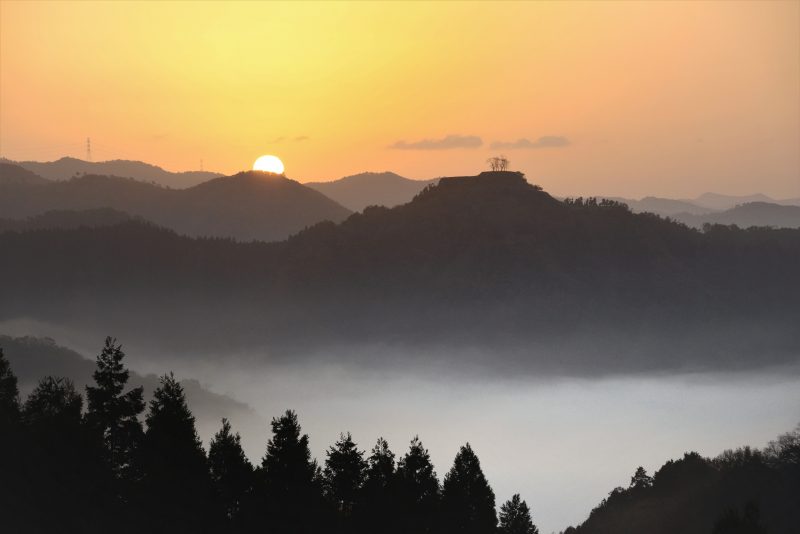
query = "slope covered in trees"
xmin=0 ymin=170 xmax=351 ymax=241
xmin=0 ymin=343 xmax=797 ymax=533
xmin=0 ymin=171 xmax=798 ymax=371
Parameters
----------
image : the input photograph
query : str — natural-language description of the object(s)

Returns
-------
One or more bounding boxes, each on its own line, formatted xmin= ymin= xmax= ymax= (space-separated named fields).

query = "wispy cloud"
xmin=389 ymin=134 xmax=483 ymax=150
xmin=490 ymin=136 xmax=570 ymax=150
xmin=294 ymin=136 xmax=309 ymax=142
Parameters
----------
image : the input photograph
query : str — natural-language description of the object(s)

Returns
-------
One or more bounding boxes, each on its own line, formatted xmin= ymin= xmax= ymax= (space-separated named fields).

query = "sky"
xmin=1 ymin=0 xmax=798 ymax=198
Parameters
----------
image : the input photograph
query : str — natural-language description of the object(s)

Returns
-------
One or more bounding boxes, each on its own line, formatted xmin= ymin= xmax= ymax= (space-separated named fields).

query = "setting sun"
xmin=253 ymin=155 xmax=285 ymax=174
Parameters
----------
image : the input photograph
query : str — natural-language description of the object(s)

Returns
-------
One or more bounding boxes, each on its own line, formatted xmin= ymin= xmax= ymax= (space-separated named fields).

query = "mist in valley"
xmin=4 ymin=318 xmax=798 ymax=533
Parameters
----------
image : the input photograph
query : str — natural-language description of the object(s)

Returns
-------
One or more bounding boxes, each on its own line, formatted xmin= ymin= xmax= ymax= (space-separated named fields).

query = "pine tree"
xmin=396 ymin=436 xmax=441 ymax=534
xmin=140 ymin=373 xmax=215 ymax=533
xmin=209 ymin=418 xmax=254 ymax=525
xmin=20 ymin=377 xmax=115 ymax=533
xmin=324 ymin=432 xmax=367 ymax=513
xmin=0 ymin=347 xmax=20 ymax=426
xmin=360 ymin=437 xmax=399 ymax=533
xmin=629 ymin=466 xmax=653 ymax=490
xmin=441 ymin=443 xmax=497 ymax=534
xmin=259 ymin=410 xmax=324 ymax=534
xmin=85 ymin=337 xmax=145 ymax=479
xmin=498 ymin=494 xmax=538 ymax=534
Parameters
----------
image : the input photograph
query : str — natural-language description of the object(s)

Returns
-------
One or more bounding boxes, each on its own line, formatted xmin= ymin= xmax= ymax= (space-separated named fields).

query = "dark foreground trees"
xmin=1 ymin=340 xmax=799 ymax=534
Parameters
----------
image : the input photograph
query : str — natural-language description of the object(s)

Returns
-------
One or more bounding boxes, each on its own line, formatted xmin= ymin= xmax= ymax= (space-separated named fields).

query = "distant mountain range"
xmin=602 ymin=194 xmax=800 ymax=229
xmin=4 ymin=156 xmax=223 ymax=189
xmin=673 ymin=202 xmax=800 ymax=229
xmin=0 ymin=164 xmax=351 ymax=242
xmin=305 ymin=171 xmax=437 ymax=212
xmin=1 ymin=171 xmax=797 ymax=373
xmin=3 ymin=156 xmax=798 ymax=231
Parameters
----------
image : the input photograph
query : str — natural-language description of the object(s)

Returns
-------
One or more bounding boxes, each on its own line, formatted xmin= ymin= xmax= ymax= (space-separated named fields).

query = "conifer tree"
xmin=85 ymin=337 xmax=145 ymax=478
xmin=141 ymin=373 xmax=215 ymax=532
xmin=324 ymin=432 xmax=367 ymax=513
xmin=209 ymin=418 xmax=254 ymax=525
xmin=396 ymin=436 xmax=441 ymax=534
xmin=441 ymin=443 xmax=497 ymax=534
xmin=629 ymin=466 xmax=653 ymax=489
xmin=259 ymin=409 xmax=324 ymax=534
xmin=20 ymin=377 xmax=115 ymax=533
xmin=360 ymin=437 xmax=399 ymax=533
xmin=498 ymin=494 xmax=538 ymax=534
xmin=0 ymin=347 xmax=19 ymax=426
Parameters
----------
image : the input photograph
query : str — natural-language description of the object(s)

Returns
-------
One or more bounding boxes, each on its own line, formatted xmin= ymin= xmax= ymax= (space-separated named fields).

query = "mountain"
xmin=305 ymin=171 xmax=438 ymax=211
xmin=693 ymin=192 xmax=778 ymax=210
xmin=0 ymin=335 xmax=261 ymax=441
xmin=9 ymin=156 xmax=223 ymax=188
xmin=607 ymin=196 xmax=713 ymax=216
xmin=0 ymin=208 xmax=134 ymax=232
xmin=0 ymin=170 xmax=352 ymax=242
xmin=0 ymin=171 xmax=798 ymax=372
xmin=0 ymin=161 xmax=50 ymax=186
xmin=674 ymin=202 xmax=800 ymax=229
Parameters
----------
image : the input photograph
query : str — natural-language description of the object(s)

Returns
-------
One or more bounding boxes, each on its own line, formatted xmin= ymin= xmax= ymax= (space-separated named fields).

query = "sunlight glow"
xmin=253 ymin=155 xmax=285 ymax=174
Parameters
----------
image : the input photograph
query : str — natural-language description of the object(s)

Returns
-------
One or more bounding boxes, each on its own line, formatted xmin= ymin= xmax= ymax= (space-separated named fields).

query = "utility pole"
xmin=86 ymin=137 xmax=92 ymax=162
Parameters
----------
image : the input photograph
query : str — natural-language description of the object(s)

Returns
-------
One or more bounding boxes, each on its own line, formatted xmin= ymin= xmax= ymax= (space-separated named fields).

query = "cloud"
xmin=294 ymin=136 xmax=309 ymax=142
xmin=490 ymin=136 xmax=570 ymax=150
xmin=389 ymin=134 xmax=483 ymax=150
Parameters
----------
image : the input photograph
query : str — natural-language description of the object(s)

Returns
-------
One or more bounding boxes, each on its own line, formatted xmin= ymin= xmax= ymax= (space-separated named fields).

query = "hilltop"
xmin=0 ymin=170 xmax=351 ymax=242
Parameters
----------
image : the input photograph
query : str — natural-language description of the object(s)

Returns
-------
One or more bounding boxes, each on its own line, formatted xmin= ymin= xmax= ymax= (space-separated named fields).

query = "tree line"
xmin=0 ymin=338 xmax=538 ymax=534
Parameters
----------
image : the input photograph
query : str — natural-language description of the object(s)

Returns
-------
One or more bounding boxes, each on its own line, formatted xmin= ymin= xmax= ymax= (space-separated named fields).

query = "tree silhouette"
xmin=85 ymin=337 xmax=145 ymax=480
xmin=396 ymin=436 xmax=441 ymax=534
xmin=360 ymin=437 xmax=399 ymax=533
xmin=20 ymin=377 xmax=115 ymax=533
xmin=140 ymin=373 xmax=215 ymax=532
xmin=258 ymin=409 xmax=324 ymax=534
xmin=487 ymin=156 xmax=509 ymax=171
xmin=209 ymin=418 xmax=254 ymax=527
xmin=629 ymin=466 xmax=653 ymax=490
xmin=324 ymin=431 xmax=367 ymax=519
xmin=441 ymin=443 xmax=497 ymax=533
xmin=498 ymin=494 xmax=538 ymax=534
xmin=0 ymin=347 xmax=19 ymax=426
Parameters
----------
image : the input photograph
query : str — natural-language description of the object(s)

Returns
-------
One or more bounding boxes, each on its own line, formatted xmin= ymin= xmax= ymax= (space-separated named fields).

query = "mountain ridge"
xmin=0 ymin=170 xmax=351 ymax=242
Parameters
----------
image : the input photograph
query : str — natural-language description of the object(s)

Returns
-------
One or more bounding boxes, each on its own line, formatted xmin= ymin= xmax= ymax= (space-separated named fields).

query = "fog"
xmin=3 ymin=318 xmax=799 ymax=532
xmin=134 ymin=353 xmax=800 ymax=534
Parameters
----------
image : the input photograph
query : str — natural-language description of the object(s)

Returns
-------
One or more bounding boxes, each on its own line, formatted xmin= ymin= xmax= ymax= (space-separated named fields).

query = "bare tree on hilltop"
xmin=487 ymin=155 xmax=509 ymax=171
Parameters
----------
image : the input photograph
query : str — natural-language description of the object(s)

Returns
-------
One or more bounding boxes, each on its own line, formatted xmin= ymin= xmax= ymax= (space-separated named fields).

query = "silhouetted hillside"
xmin=568 ymin=430 xmax=800 ymax=534
xmin=673 ymin=202 xmax=800 ymax=229
xmin=0 ymin=161 xmax=50 ymax=186
xmin=0 ymin=171 xmax=798 ymax=372
xmin=306 ymin=171 xmax=437 ymax=211
xmin=0 ymin=171 xmax=351 ymax=241
xmin=0 ymin=208 xmax=134 ymax=232
xmin=11 ymin=156 xmax=222 ymax=188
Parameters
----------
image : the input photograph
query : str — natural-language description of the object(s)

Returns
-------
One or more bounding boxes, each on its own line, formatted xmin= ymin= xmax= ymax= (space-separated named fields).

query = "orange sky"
xmin=1 ymin=0 xmax=798 ymax=198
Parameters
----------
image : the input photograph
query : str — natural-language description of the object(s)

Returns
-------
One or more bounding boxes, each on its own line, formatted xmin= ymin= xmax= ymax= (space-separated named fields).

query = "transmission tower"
xmin=86 ymin=137 xmax=92 ymax=162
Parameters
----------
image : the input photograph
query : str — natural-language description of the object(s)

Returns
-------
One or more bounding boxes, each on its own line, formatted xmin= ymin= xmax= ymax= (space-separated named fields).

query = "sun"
xmin=253 ymin=155 xmax=285 ymax=174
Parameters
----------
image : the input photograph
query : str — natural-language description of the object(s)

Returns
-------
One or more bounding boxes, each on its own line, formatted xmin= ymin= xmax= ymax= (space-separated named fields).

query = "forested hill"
xmin=1 ymin=171 xmax=798 ymax=370
xmin=0 ymin=170 xmax=351 ymax=241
